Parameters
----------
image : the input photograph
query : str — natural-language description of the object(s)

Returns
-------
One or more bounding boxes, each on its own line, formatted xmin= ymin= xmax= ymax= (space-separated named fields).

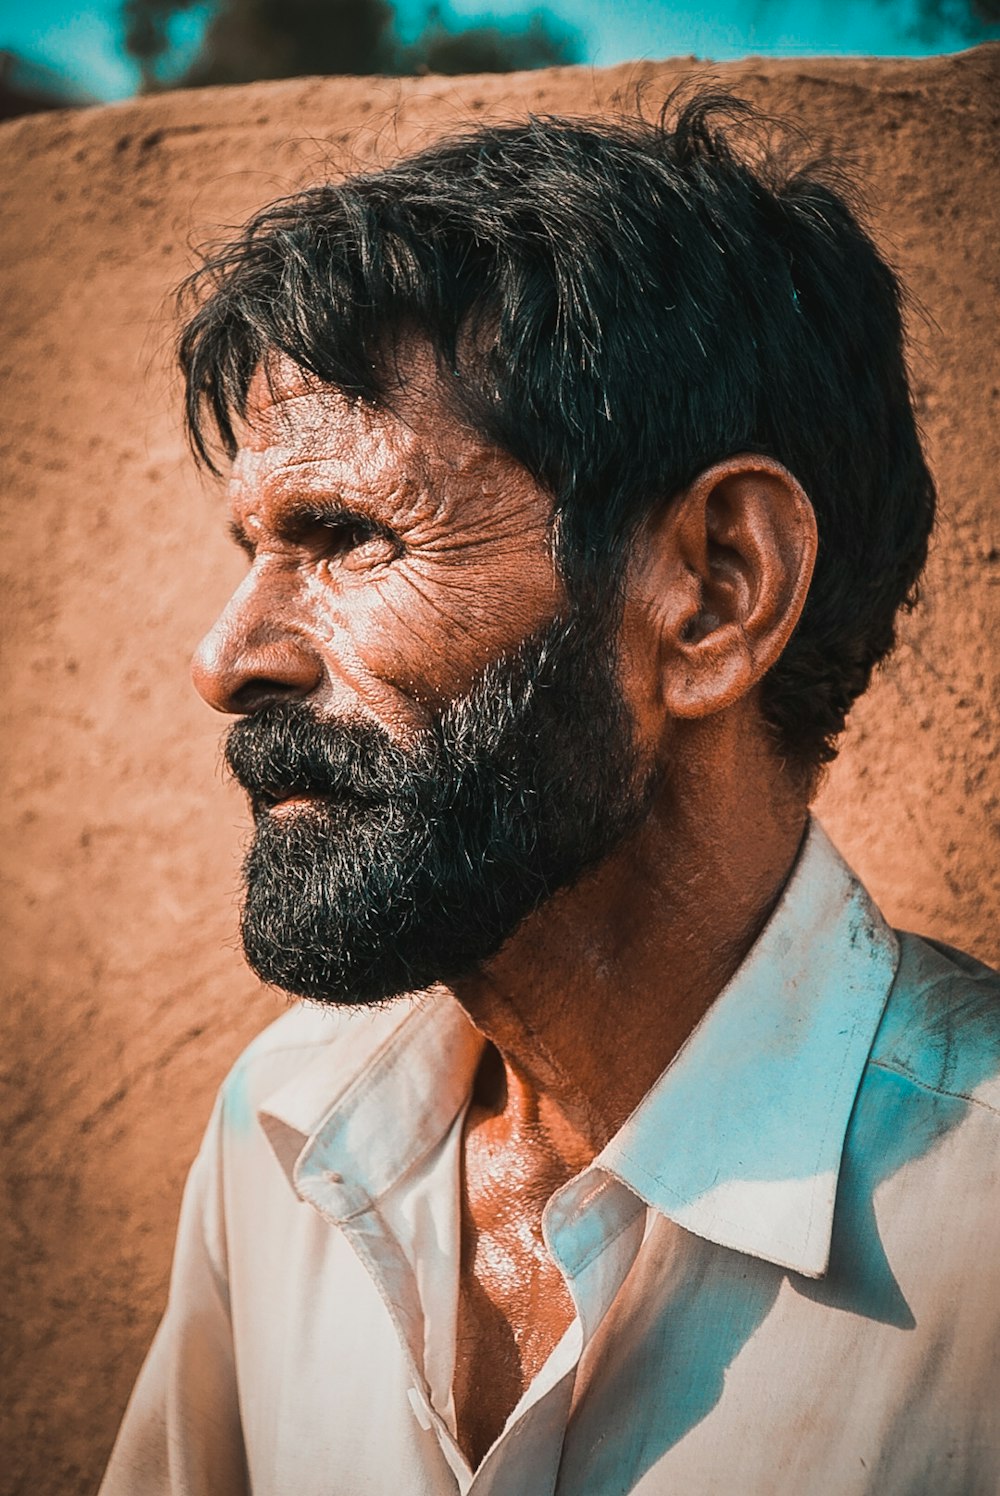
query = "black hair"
xmin=179 ymin=88 xmax=935 ymax=778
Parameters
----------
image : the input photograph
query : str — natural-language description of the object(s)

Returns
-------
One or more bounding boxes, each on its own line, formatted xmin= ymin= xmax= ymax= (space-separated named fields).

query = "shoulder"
xmin=868 ymin=931 xmax=1000 ymax=1117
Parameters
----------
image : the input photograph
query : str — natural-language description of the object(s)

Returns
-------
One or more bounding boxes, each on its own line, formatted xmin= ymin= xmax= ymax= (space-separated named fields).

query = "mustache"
xmin=223 ymin=612 xmax=613 ymax=814
xmin=224 ymin=703 xmax=428 ymax=810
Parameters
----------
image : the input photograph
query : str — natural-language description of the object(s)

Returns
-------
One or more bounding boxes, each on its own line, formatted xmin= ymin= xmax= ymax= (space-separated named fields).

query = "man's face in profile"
xmin=194 ymin=356 xmax=654 ymax=1006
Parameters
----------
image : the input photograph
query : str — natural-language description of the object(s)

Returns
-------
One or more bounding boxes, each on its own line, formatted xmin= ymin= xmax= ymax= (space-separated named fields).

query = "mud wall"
xmin=1 ymin=47 xmax=997 ymax=1495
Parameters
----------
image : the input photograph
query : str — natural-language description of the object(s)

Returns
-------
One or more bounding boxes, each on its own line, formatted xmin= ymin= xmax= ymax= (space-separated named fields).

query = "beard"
xmin=223 ymin=609 xmax=653 ymax=1007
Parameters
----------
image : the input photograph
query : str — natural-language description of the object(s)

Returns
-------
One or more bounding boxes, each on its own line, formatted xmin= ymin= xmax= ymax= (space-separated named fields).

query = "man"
xmin=101 ymin=90 xmax=999 ymax=1494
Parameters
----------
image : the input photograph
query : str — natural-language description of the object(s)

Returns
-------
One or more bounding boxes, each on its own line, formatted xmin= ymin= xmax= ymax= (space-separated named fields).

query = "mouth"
xmin=247 ymin=777 xmax=390 ymax=819
xmin=252 ymin=787 xmax=329 ymax=817
xmin=268 ymin=791 xmax=327 ymax=816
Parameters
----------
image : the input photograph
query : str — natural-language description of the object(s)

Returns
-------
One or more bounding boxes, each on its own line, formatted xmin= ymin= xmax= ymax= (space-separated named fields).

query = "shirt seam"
xmin=607 ymin=1152 xmax=826 ymax=1266
xmin=868 ymin=1057 xmax=1000 ymax=1118
xmin=563 ymin=1191 xmax=647 ymax=1278
xmin=238 ymin=1011 xmax=419 ymax=1077
xmin=304 ymin=1003 xmax=474 ymax=1178
xmin=254 ymin=1000 xmax=441 ymax=1143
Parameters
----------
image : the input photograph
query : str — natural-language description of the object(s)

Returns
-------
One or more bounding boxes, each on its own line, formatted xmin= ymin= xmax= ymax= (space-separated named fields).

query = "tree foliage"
xmin=761 ymin=0 xmax=1000 ymax=44
xmin=122 ymin=0 xmax=581 ymax=91
xmin=919 ymin=0 xmax=1000 ymax=27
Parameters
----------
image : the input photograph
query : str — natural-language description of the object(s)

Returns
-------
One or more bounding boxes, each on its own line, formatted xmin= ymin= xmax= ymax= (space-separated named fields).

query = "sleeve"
xmin=98 ymin=1092 xmax=250 ymax=1496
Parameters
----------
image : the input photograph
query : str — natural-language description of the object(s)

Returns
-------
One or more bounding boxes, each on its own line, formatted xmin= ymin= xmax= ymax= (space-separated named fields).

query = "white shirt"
xmin=100 ymin=821 xmax=1000 ymax=1495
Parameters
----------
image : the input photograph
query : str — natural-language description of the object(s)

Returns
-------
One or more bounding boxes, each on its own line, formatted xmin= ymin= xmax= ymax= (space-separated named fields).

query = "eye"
xmin=316 ymin=516 xmax=376 ymax=553
xmin=293 ymin=507 xmax=403 ymax=571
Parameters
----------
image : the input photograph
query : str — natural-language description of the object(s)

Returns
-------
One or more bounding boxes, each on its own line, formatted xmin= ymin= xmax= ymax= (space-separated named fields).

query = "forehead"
xmin=227 ymin=349 xmax=556 ymax=547
xmin=232 ymin=350 xmax=475 ymax=501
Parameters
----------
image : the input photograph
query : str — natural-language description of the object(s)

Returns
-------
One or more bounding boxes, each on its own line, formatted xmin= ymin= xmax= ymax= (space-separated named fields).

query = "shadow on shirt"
xmin=560 ymin=938 xmax=999 ymax=1491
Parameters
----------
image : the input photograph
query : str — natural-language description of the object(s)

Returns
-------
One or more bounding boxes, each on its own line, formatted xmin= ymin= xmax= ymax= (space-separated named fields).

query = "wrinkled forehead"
xmin=238 ymin=346 xmax=466 ymax=454
xmin=229 ymin=347 xmax=501 ymax=503
xmin=241 ymin=344 xmax=450 ymax=437
xmin=232 ymin=368 xmax=385 ymax=501
xmin=238 ymin=355 xmax=368 ymax=448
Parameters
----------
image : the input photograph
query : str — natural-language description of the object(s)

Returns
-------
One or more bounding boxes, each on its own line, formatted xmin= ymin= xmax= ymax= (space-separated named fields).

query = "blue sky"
xmin=0 ymin=0 xmax=981 ymax=103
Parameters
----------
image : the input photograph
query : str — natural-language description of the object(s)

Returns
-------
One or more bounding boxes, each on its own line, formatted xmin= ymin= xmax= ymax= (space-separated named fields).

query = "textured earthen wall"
xmin=1 ymin=47 xmax=997 ymax=1496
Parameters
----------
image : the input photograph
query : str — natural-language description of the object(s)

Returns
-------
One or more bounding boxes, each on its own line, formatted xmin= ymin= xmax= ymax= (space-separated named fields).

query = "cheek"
xmin=307 ymin=540 xmax=563 ymax=710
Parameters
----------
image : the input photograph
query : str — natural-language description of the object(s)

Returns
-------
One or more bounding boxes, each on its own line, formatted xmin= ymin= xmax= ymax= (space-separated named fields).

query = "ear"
xmin=629 ymin=456 xmax=818 ymax=720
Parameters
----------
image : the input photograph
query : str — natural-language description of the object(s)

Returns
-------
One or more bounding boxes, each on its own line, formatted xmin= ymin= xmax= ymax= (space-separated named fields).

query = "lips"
xmin=265 ymin=791 xmax=326 ymax=816
xmin=251 ymin=785 xmax=329 ymax=816
xmin=251 ymin=783 xmax=375 ymax=818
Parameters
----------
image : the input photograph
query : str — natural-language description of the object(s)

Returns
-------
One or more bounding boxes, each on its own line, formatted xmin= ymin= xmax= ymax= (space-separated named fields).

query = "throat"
xmin=452 ymin=1247 xmax=575 ymax=1470
xmin=451 ymin=1061 xmax=581 ymax=1469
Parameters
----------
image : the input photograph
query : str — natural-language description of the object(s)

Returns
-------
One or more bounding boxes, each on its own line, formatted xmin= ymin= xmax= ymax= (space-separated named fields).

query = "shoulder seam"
xmin=869 ymin=1057 xmax=1000 ymax=1119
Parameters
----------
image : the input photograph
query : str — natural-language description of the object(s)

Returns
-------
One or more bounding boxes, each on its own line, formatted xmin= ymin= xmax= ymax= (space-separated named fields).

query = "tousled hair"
xmin=179 ymin=89 xmax=935 ymax=777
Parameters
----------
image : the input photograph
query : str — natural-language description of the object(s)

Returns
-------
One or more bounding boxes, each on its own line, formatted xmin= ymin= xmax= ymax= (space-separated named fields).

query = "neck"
xmin=451 ymin=716 xmax=809 ymax=1168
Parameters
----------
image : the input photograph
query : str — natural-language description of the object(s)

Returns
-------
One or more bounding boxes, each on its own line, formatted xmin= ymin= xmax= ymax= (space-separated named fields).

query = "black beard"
xmin=223 ymin=611 xmax=652 ymax=1007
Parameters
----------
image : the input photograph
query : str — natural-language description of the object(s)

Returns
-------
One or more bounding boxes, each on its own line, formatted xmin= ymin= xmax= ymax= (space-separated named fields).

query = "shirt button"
xmin=407 ymin=1386 xmax=433 ymax=1431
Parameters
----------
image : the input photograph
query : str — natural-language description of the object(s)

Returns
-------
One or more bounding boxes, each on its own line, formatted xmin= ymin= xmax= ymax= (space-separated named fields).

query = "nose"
xmin=191 ymin=573 xmax=323 ymax=715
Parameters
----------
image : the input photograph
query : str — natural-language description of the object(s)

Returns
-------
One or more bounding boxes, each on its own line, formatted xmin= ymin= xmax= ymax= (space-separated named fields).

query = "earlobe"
xmin=638 ymin=456 xmax=817 ymax=720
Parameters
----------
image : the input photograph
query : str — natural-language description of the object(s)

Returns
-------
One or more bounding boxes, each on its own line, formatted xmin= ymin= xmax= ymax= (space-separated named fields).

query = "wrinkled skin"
xmin=192 ymin=350 xmax=818 ymax=1467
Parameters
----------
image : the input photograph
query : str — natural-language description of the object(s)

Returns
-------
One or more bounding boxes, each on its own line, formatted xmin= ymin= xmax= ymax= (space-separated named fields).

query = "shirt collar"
xmin=258 ymin=990 xmax=484 ymax=1203
xmin=597 ymin=818 xmax=899 ymax=1277
xmin=258 ymin=817 xmax=898 ymax=1279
